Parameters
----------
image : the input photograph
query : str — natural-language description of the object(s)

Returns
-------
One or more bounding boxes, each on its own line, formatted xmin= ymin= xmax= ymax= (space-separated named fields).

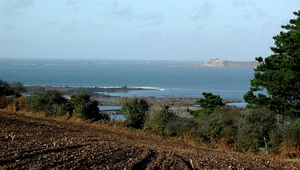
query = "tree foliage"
xmin=121 ymin=97 xmax=149 ymax=128
xmin=28 ymin=88 xmax=69 ymax=116
xmin=244 ymin=11 xmax=300 ymax=118
xmin=144 ymin=105 xmax=175 ymax=135
xmin=0 ymin=79 xmax=25 ymax=97
xmin=196 ymin=92 xmax=224 ymax=114
xmin=70 ymin=92 xmax=108 ymax=121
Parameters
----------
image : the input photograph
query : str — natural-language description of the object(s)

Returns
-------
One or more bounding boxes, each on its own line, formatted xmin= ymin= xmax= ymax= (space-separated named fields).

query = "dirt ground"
xmin=0 ymin=111 xmax=299 ymax=169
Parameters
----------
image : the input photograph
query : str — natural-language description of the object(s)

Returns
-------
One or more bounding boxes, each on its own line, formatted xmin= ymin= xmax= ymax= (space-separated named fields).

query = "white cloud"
xmin=190 ymin=2 xmax=214 ymax=20
xmin=1 ymin=0 xmax=34 ymax=16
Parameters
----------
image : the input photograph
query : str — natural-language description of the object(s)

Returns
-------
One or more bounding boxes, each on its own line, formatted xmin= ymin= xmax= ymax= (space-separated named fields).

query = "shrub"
xmin=9 ymin=82 xmax=26 ymax=98
xmin=281 ymin=120 xmax=300 ymax=158
xmin=193 ymin=106 xmax=242 ymax=143
xmin=144 ymin=105 xmax=175 ymax=135
xmin=0 ymin=80 xmax=11 ymax=96
xmin=27 ymin=88 xmax=69 ymax=117
xmin=70 ymin=92 xmax=108 ymax=121
xmin=192 ymin=92 xmax=225 ymax=117
xmin=145 ymin=104 xmax=196 ymax=136
xmin=0 ymin=80 xmax=25 ymax=97
xmin=13 ymin=96 xmax=26 ymax=112
xmin=167 ymin=117 xmax=197 ymax=137
xmin=0 ymin=96 xmax=13 ymax=109
xmin=121 ymin=97 xmax=149 ymax=128
xmin=212 ymin=107 xmax=242 ymax=142
xmin=236 ymin=108 xmax=277 ymax=152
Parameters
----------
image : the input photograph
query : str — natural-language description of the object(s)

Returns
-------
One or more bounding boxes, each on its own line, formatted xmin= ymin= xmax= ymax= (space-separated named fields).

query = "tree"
xmin=70 ymin=92 xmax=108 ymax=121
xmin=197 ymin=92 xmax=225 ymax=113
xmin=244 ymin=11 xmax=300 ymax=118
xmin=0 ymin=80 xmax=10 ymax=96
xmin=29 ymin=88 xmax=68 ymax=115
xmin=121 ymin=97 xmax=149 ymax=128
xmin=0 ymin=80 xmax=26 ymax=97
xmin=144 ymin=105 xmax=175 ymax=135
xmin=9 ymin=82 xmax=26 ymax=97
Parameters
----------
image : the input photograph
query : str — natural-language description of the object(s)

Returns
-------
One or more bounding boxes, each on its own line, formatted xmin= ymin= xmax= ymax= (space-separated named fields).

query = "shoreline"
xmin=24 ymin=85 xmax=242 ymax=106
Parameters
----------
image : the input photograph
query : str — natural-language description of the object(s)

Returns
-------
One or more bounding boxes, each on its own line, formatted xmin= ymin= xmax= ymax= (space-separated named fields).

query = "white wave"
xmin=12 ymin=63 xmax=37 ymax=66
xmin=129 ymin=86 xmax=165 ymax=91
xmin=44 ymin=64 xmax=63 ymax=67
xmin=24 ymin=85 xmax=165 ymax=91
xmin=99 ymin=62 xmax=112 ymax=65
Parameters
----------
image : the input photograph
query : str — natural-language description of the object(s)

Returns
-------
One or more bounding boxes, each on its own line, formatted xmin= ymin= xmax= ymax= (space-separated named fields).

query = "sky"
xmin=0 ymin=0 xmax=299 ymax=61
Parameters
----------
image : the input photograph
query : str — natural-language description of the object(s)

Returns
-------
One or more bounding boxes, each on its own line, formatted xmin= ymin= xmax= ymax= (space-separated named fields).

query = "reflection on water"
xmin=99 ymin=106 xmax=121 ymax=111
xmin=109 ymin=114 xmax=126 ymax=121
xmin=98 ymin=105 xmax=125 ymax=121
xmin=226 ymin=102 xmax=247 ymax=107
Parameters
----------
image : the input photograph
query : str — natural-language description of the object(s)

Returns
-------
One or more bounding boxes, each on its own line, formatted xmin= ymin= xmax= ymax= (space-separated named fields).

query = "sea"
xmin=0 ymin=58 xmax=254 ymax=101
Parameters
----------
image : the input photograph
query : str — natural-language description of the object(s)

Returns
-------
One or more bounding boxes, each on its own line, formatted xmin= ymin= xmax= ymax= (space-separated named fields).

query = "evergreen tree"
xmin=244 ymin=11 xmax=300 ymax=118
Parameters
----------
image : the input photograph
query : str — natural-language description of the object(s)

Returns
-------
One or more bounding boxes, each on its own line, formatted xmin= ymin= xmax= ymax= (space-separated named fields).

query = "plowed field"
xmin=0 ymin=111 xmax=299 ymax=169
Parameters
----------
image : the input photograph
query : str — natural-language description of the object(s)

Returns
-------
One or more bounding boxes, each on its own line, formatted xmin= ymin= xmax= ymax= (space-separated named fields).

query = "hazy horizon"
xmin=0 ymin=0 xmax=299 ymax=61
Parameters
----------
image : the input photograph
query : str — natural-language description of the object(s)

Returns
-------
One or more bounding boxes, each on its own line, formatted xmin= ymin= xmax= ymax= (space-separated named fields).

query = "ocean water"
xmin=0 ymin=58 xmax=254 ymax=100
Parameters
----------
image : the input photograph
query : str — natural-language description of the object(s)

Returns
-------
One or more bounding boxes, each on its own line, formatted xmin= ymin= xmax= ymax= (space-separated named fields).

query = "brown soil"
xmin=1 ymin=111 xmax=299 ymax=169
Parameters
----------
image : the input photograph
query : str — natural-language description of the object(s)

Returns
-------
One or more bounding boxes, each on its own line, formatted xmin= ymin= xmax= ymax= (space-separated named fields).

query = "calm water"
xmin=0 ymin=58 xmax=254 ymax=100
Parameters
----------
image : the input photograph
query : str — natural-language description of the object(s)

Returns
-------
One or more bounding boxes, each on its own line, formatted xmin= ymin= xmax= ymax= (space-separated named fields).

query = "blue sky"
xmin=0 ymin=0 xmax=299 ymax=61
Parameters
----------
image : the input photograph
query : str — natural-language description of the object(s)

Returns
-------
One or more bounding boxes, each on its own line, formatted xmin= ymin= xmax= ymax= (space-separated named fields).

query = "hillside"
xmin=201 ymin=58 xmax=258 ymax=67
xmin=1 ymin=111 xmax=299 ymax=169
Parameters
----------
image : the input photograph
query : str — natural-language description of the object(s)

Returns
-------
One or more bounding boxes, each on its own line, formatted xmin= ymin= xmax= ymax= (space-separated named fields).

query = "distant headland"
xmin=199 ymin=58 xmax=258 ymax=67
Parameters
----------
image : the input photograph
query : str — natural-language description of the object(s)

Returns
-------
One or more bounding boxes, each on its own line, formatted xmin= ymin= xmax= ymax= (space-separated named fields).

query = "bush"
xmin=144 ymin=105 xmax=175 ymax=135
xmin=236 ymin=108 xmax=277 ymax=152
xmin=13 ymin=96 xmax=26 ymax=112
xmin=27 ymin=88 xmax=69 ymax=117
xmin=70 ymin=92 xmax=108 ymax=121
xmin=192 ymin=92 xmax=225 ymax=117
xmin=0 ymin=80 xmax=25 ymax=97
xmin=145 ymin=104 xmax=195 ymax=136
xmin=121 ymin=97 xmax=149 ymax=128
xmin=193 ymin=106 xmax=241 ymax=143
xmin=9 ymin=82 xmax=26 ymax=98
xmin=0 ymin=80 xmax=11 ymax=96
xmin=281 ymin=120 xmax=300 ymax=158
xmin=0 ymin=96 xmax=13 ymax=109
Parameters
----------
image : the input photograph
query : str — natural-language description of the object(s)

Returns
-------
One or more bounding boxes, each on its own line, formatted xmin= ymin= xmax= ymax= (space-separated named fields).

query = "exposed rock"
xmin=201 ymin=58 xmax=258 ymax=67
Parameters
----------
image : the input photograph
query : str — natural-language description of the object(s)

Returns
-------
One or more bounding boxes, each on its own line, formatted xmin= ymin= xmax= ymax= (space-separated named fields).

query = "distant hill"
xmin=201 ymin=58 xmax=258 ymax=67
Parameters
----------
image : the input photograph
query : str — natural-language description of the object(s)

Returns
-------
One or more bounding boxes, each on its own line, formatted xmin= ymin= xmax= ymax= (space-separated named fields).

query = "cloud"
xmin=43 ymin=20 xmax=62 ymax=27
xmin=1 ymin=24 xmax=14 ymax=30
xmin=190 ymin=2 xmax=214 ymax=20
xmin=231 ymin=0 xmax=256 ymax=7
xmin=109 ymin=7 xmax=135 ymax=21
xmin=59 ymin=20 xmax=79 ymax=33
xmin=65 ymin=0 xmax=81 ymax=12
xmin=106 ymin=2 xmax=164 ymax=26
xmin=136 ymin=12 xmax=165 ymax=27
xmin=66 ymin=0 xmax=77 ymax=7
xmin=1 ymin=0 xmax=34 ymax=16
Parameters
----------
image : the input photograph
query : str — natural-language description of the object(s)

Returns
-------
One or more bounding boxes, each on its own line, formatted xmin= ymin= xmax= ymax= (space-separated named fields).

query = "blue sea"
xmin=0 ymin=58 xmax=254 ymax=100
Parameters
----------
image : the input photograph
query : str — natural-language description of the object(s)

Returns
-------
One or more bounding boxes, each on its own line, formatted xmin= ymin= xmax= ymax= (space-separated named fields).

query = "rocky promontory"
xmin=201 ymin=58 xmax=258 ymax=67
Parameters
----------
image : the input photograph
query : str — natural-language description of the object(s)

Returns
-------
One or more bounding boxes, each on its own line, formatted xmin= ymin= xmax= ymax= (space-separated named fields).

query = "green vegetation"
xmin=26 ymin=88 xmax=71 ymax=117
xmin=190 ymin=92 xmax=225 ymax=117
xmin=144 ymin=104 xmax=196 ymax=136
xmin=70 ymin=93 xmax=109 ymax=121
xmin=244 ymin=11 xmax=300 ymax=118
xmin=197 ymin=92 xmax=225 ymax=112
xmin=236 ymin=108 xmax=277 ymax=152
xmin=0 ymin=79 xmax=25 ymax=98
xmin=0 ymin=12 xmax=299 ymax=157
xmin=121 ymin=97 xmax=149 ymax=128
xmin=194 ymin=107 xmax=241 ymax=143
